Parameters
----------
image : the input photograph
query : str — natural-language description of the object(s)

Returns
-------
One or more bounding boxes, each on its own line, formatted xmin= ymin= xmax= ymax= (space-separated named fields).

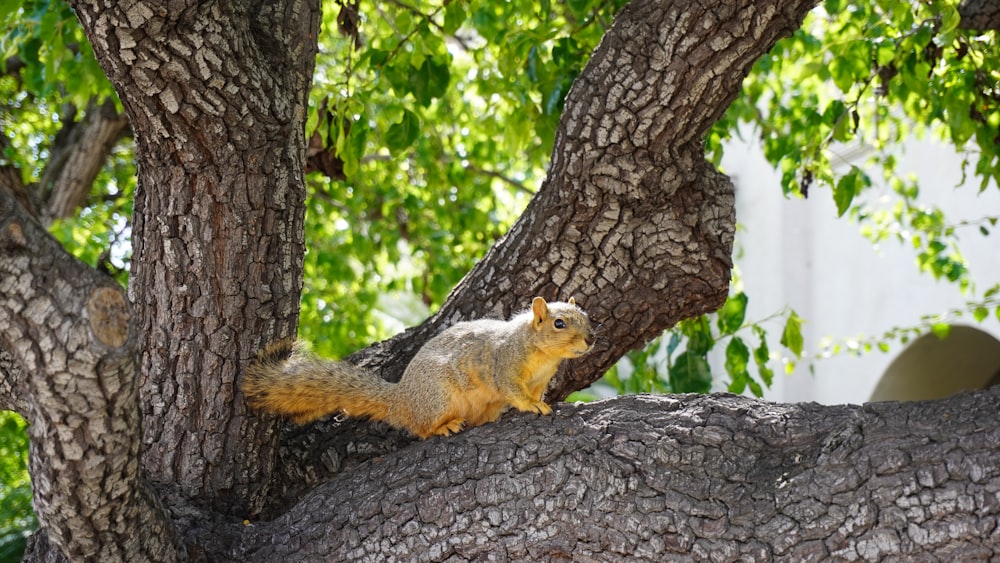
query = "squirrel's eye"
xmin=554 ymin=319 xmax=566 ymax=329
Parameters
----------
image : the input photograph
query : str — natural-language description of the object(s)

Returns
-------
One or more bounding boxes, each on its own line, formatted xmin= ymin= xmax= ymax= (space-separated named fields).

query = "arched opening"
xmin=870 ymin=325 xmax=1000 ymax=402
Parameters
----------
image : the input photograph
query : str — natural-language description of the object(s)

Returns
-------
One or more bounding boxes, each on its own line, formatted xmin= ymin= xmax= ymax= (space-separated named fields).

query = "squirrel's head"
xmin=531 ymin=296 xmax=595 ymax=358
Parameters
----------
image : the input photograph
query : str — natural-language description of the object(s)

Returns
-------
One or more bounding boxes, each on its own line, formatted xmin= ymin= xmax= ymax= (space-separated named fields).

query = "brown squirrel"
xmin=243 ymin=297 xmax=594 ymax=438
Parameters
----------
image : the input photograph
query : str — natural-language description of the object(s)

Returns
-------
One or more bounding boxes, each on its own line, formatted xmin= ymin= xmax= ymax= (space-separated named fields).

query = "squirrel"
xmin=242 ymin=297 xmax=594 ymax=439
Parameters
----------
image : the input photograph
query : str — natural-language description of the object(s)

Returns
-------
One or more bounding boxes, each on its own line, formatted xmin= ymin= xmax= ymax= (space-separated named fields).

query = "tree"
xmin=1 ymin=0 xmax=999 ymax=561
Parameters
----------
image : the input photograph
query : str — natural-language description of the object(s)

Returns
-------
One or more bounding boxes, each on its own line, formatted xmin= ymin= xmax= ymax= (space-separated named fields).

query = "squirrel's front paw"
xmin=508 ymin=395 xmax=553 ymax=415
xmin=531 ymin=401 xmax=552 ymax=415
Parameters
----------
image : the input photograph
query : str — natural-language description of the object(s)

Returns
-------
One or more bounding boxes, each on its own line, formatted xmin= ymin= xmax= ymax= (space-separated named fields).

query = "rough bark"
xmin=0 ymin=187 xmax=184 ymax=561
xmin=959 ymin=0 xmax=1000 ymax=30
xmin=237 ymin=389 xmax=1000 ymax=561
xmin=66 ymin=0 xmax=322 ymax=517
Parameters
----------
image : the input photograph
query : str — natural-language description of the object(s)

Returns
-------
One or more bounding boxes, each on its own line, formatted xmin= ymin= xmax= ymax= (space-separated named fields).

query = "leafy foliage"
xmin=819 ymin=283 xmax=1000 ymax=357
xmin=0 ymin=412 xmax=35 ymax=563
xmin=572 ymin=284 xmax=803 ymax=402
xmin=1 ymin=0 xmax=111 ymax=106
xmin=720 ymin=0 xmax=999 ymax=200
xmin=708 ymin=0 xmax=1000 ymax=367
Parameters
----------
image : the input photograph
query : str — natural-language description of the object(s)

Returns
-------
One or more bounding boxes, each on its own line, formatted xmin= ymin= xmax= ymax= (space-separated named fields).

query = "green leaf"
xmin=939 ymin=3 xmax=960 ymax=34
xmin=526 ymin=45 xmax=540 ymax=83
xmin=679 ymin=315 xmax=715 ymax=355
xmin=341 ymin=118 xmax=369 ymax=177
xmin=717 ymin=292 xmax=748 ymax=335
xmin=386 ymin=109 xmax=420 ymax=153
xmin=834 ymin=167 xmax=863 ymax=217
xmin=973 ymin=307 xmax=989 ymax=323
xmin=395 ymin=10 xmax=413 ymax=35
xmin=780 ymin=312 xmax=804 ymax=357
xmin=410 ymin=57 xmax=450 ymax=107
xmin=728 ymin=373 xmax=747 ymax=394
xmin=930 ymin=323 xmax=951 ymax=340
xmin=752 ymin=329 xmax=774 ymax=388
xmin=442 ymin=1 xmax=467 ymax=34
xmin=669 ymin=351 xmax=712 ymax=394
xmin=874 ymin=40 xmax=895 ymax=67
xmin=725 ymin=337 xmax=751 ymax=392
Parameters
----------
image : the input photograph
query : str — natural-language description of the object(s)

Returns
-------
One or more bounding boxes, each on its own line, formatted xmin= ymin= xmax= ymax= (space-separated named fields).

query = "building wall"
xmin=720 ymin=136 xmax=1000 ymax=405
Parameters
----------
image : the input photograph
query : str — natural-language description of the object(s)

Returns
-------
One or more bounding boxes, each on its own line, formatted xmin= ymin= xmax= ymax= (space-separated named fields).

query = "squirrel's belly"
xmin=448 ymin=383 xmax=506 ymax=427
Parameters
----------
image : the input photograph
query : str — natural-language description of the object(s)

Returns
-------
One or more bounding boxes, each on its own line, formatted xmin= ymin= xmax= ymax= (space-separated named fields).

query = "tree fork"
xmin=346 ymin=0 xmax=818 ymax=394
xmin=279 ymin=0 xmax=821 ymax=500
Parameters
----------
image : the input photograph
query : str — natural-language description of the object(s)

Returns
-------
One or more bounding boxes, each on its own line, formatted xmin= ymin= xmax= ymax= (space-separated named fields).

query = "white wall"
xmin=721 ymin=136 xmax=1000 ymax=405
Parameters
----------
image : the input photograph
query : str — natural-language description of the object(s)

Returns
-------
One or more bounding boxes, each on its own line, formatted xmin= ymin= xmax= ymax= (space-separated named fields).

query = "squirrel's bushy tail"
xmin=243 ymin=340 xmax=394 ymax=425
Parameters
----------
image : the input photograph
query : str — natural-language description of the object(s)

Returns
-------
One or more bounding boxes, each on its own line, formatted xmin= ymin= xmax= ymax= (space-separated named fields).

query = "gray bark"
xmin=0 ymin=186 xmax=184 ymax=561
xmin=68 ymin=0 xmax=323 ymax=518
xmin=959 ymin=0 xmax=1000 ymax=30
xmin=244 ymin=389 xmax=1000 ymax=561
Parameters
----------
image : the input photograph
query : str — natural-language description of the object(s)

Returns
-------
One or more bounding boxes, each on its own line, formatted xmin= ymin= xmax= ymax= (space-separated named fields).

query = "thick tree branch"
xmin=0 ymin=187 xmax=184 ymax=561
xmin=959 ymin=0 xmax=1000 ymax=30
xmin=346 ymin=0 xmax=818 ymax=395
xmin=235 ymin=389 xmax=1000 ymax=560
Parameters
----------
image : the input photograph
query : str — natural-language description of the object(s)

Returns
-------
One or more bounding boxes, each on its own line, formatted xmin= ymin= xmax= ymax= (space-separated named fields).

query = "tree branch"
xmin=238 ymin=389 xmax=1000 ymax=560
xmin=40 ymin=99 xmax=130 ymax=222
xmin=959 ymin=0 xmax=1000 ymax=30
xmin=340 ymin=0 xmax=818 ymax=409
xmin=0 ymin=188 xmax=184 ymax=561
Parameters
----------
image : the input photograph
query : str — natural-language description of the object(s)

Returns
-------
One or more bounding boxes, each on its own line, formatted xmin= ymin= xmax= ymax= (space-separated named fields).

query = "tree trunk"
xmin=68 ymin=0 xmax=322 ymax=517
xmin=8 ymin=0 xmax=999 ymax=560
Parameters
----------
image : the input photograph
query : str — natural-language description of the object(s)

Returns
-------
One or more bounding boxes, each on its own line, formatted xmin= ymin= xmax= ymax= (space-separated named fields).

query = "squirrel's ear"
xmin=568 ymin=297 xmax=576 ymax=306
xmin=531 ymin=297 xmax=548 ymax=326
